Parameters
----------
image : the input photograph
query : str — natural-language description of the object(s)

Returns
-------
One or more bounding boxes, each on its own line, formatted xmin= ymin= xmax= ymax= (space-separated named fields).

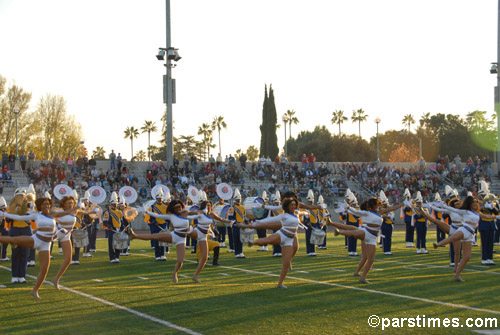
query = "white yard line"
xmin=0 ymin=266 xmax=202 ymax=335
xmin=180 ymin=260 xmax=500 ymax=316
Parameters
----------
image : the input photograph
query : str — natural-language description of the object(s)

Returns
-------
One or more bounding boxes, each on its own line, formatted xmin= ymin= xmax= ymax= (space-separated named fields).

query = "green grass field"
xmin=0 ymin=231 xmax=499 ymax=335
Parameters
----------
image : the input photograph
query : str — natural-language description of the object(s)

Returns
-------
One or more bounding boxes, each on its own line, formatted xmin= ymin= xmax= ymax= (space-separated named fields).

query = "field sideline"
xmin=0 ymin=231 xmax=499 ymax=335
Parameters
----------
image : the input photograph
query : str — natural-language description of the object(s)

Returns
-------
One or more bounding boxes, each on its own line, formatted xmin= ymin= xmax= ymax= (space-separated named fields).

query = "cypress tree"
xmin=267 ymin=85 xmax=279 ymax=159
xmin=259 ymin=84 xmax=268 ymax=158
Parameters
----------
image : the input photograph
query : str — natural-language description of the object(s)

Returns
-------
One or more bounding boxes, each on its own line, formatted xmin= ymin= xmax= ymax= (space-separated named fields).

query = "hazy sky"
xmin=0 ymin=0 xmax=497 ymax=161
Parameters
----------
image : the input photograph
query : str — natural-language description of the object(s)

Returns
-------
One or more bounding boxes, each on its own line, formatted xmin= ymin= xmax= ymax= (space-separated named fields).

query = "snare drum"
xmin=310 ymin=228 xmax=326 ymax=245
xmin=72 ymin=230 xmax=89 ymax=248
xmin=243 ymin=197 xmax=265 ymax=219
xmin=112 ymin=232 xmax=129 ymax=250
xmin=239 ymin=228 xmax=255 ymax=243
xmin=214 ymin=204 xmax=231 ymax=226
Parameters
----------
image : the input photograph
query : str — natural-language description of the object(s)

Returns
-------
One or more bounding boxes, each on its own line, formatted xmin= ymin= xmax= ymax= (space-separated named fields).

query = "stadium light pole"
xmin=375 ymin=117 xmax=381 ymax=163
xmin=157 ymin=0 xmax=181 ymax=168
xmin=282 ymin=114 xmax=289 ymax=156
xmin=493 ymin=0 xmax=500 ymax=166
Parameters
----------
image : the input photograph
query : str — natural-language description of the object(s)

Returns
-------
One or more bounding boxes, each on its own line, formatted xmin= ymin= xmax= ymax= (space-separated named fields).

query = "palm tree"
xmin=211 ymin=115 xmax=227 ymax=155
xmin=140 ymin=120 xmax=157 ymax=161
xmin=92 ymin=146 xmax=106 ymax=159
xmin=466 ymin=110 xmax=492 ymax=131
xmin=198 ymin=122 xmax=214 ymax=159
xmin=351 ymin=108 xmax=368 ymax=137
xmin=331 ymin=109 xmax=348 ymax=135
xmin=402 ymin=114 xmax=416 ymax=132
xmin=124 ymin=126 xmax=140 ymax=160
xmin=419 ymin=112 xmax=431 ymax=127
xmin=284 ymin=109 xmax=299 ymax=138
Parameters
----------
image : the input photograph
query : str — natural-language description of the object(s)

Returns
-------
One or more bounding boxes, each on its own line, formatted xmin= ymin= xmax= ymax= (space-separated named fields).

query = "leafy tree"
xmin=351 ymin=108 xmax=367 ymax=137
xmin=124 ymin=126 xmax=139 ymax=160
xmin=388 ymin=143 xmax=419 ymax=162
xmin=135 ymin=150 xmax=147 ymax=162
xmin=212 ymin=115 xmax=227 ymax=156
xmin=331 ymin=109 xmax=348 ymax=135
xmin=0 ymin=76 xmax=32 ymax=153
xmin=141 ymin=120 xmax=157 ymax=161
xmin=246 ymin=145 xmax=259 ymax=161
xmin=287 ymin=126 xmax=376 ymax=162
xmin=30 ymin=94 xmax=83 ymax=160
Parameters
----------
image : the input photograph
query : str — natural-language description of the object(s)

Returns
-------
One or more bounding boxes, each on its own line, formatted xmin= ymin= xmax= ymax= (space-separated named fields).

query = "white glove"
xmin=485 ymin=202 xmax=494 ymax=210
xmin=421 ymin=203 xmax=431 ymax=209
xmin=403 ymin=200 xmax=412 ymax=207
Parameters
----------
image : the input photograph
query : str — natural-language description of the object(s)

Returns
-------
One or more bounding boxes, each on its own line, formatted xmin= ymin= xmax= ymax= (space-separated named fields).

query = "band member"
xmin=402 ymin=188 xmax=415 ymax=248
xmin=102 ymin=192 xmax=124 ymax=263
xmin=131 ymin=200 xmax=200 ymax=283
xmin=146 ymin=189 xmax=169 ymax=261
xmin=329 ymin=197 xmax=404 ymax=284
xmin=379 ymin=191 xmax=394 ymax=255
xmin=317 ymin=195 xmax=329 ymax=250
xmin=255 ymin=191 xmax=269 ymax=252
xmin=0 ymin=196 xmax=8 ymax=261
xmin=340 ymin=189 xmax=360 ymax=256
xmin=433 ymin=193 xmax=446 ymax=243
xmin=412 ymin=192 xmax=429 ymax=254
xmin=119 ymin=196 xmax=132 ymax=256
xmin=478 ymin=192 xmax=497 ymax=265
xmin=8 ymin=188 xmax=31 ymax=284
xmin=215 ymin=196 xmax=233 ymax=251
xmin=229 ymin=189 xmax=247 ymax=258
xmin=0 ymin=196 xmax=79 ymax=298
xmin=433 ymin=196 xmax=498 ymax=282
xmin=304 ymin=190 xmax=320 ymax=256
xmin=81 ymin=191 xmax=97 ymax=257
xmin=189 ymin=193 xmax=232 ymax=283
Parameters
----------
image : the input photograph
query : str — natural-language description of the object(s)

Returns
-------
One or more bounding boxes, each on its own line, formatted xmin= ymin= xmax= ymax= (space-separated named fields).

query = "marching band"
xmin=0 ymin=179 xmax=499 ymax=298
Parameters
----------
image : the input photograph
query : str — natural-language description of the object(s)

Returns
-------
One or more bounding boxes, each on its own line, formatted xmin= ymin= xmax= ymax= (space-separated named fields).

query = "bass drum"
xmin=243 ymin=197 xmax=265 ymax=220
xmin=213 ymin=204 xmax=230 ymax=227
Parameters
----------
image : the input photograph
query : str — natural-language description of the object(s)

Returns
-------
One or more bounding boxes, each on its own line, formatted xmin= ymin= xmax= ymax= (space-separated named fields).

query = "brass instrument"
xmin=123 ymin=207 xmax=138 ymax=222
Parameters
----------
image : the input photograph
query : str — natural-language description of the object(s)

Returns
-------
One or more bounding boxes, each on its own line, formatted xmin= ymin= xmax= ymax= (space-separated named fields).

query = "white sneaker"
xmin=307 ymin=252 xmax=317 ymax=256
xmin=384 ymin=252 xmax=392 ymax=255
xmin=481 ymin=260 xmax=489 ymax=265
xmin=258 ymin=246 xmax=268 ymax=251
xmin=27 ymin=260 xmax=35 ymax=266
xmin=488 ymin=259 xmax=496 ymax=265
xmin=220 ymin=242 xmax=226 ymax=248
xmin=273 ymin=253 xmax=280 ymax=257
xmin=406 ymin=242 xmax=413 ymax=248
xmin=227 ymin=249 xmax=235 ymax=253
xmin=59 ymin=248 xmax=63 ymax=253
xmin=421 ymin=249 xmax=429 ymax=254
xmin=11 ymin=277 xmax=19 ymax=283
xmin=0 ymin=257 xmax=9 ymax=261
xmin=450 ymin=262 xmax=455 ymax=267
xmin=160 ymin=256 xmax=166 ymax=261
xmin=353 ymin=252 xmax=359 ymax=256
xmin=110 ymin=259 xmax=118 ymax=263
xmin=186 ymin=246 xmax=190 ymax=249
xmin=348 ymin=252 xmax=354 ymax=256
xmin=416 ymin=249 xmax=422 ymax=254
xmin=155 ymin=257 xmax=162 ymax=261
xmin=115 ymin=258 xmax=120 ymax=263
xmin=235 ymin=253 xmax=246 ymax=258
xmin=277 ymin=253 xmax=282 ymax=257
xmin=73 ymin=260 xmax=80 ymax=265
xmin=18 ymin=277 xmax=26 ymax=283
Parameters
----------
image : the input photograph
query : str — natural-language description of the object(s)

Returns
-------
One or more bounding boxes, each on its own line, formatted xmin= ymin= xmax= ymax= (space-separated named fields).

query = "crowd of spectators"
xmin=11 ymin=148 xmax=496 ymax=207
